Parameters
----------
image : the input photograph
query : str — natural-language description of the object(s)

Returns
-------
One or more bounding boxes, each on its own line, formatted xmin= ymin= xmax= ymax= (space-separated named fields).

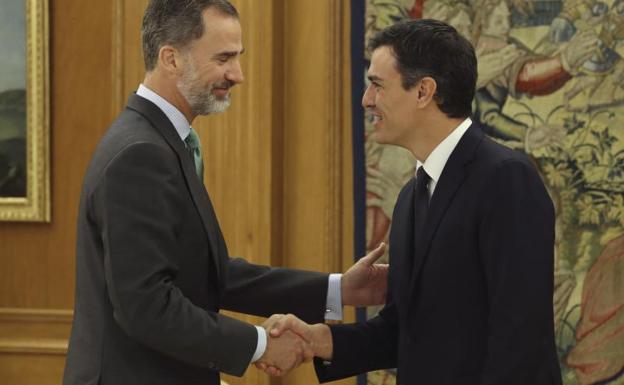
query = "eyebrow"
xmin=367 ymin=74 xmax=383 ymax=83
xmin=213 ymin=48 xmax=245 ymax=59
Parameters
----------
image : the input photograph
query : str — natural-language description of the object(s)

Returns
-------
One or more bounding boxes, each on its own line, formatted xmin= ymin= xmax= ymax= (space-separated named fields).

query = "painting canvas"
xmin=0 ymin=0 xmax=27 ymax=198
xmin=361 ymin=0 xmax=624 ymax=384
xmin=0 ymin=0 xmax=49 ymax=222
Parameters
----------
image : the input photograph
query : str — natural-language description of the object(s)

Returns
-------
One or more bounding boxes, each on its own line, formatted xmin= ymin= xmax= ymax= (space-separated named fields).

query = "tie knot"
xmin=185 ymin=127 xmax=201 ymax=150
xmin=416 ymin=166 xmax=430 ymax=191
xmin=416 ymin=166 xmax=430 ymax=182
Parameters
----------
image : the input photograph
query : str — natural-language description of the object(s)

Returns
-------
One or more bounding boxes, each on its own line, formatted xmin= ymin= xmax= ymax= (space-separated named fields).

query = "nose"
xmin=362 ymin=84 xmax=375 ymax=108
xmin=226 ymin=59 xmax=244 ymax=84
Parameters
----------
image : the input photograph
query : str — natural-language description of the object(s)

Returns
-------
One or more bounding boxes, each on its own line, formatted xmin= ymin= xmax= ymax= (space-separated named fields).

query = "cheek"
xmin=394 ymin=100 xmax=416 ymax=125
xmin=195 ymin=64 xmax=223 ymax=83
xmin=377 ymin=90 xmax=401 ymax=117
xmin=375 ymin=90 xmax=387 ymax=108
xmin=202 ymin=71 xmax=221 ymax=85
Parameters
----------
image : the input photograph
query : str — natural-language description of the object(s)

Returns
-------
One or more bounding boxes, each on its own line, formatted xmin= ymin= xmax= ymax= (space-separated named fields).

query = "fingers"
xmin=269 ymin=314 xmax=311 ymax=340
xmin=359 ymin=242 xmax=386 ymax=265
xmin=265 ymin=366 xmax=282 ymax=377
xmin=567 ymin=29 xmax=599 ymax=61
xmin=255 ymin=362 xmax=282 ymax=377
xmin=268 ymin=315 xmax=289 ymax=337
xmin=256 ymin=328 xmax=311 ymax=377
xmin=262 ymin=313 xmax=285 ymax=336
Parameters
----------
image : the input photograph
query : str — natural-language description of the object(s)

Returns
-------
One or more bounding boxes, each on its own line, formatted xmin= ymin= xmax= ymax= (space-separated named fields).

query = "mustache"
xmin=213 ymin=81 xmax=235 ymax=89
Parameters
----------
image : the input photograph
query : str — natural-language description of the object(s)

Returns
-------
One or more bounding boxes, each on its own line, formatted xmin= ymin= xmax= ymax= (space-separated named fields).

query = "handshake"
xmin=253 ymin=242 xmax=388 ymax=377
xmin=254 ymin=314 xmax=332 ymax=377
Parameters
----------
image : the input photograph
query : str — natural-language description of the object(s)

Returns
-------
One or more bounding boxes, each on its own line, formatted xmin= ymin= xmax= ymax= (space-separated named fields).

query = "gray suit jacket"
xmin=63 ymin=94 xmax=328 ymax=385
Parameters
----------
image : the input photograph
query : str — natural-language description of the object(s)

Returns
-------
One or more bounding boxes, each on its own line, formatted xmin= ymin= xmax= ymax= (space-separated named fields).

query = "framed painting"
xmin=0 ymin=0 xmax=50 ymax=222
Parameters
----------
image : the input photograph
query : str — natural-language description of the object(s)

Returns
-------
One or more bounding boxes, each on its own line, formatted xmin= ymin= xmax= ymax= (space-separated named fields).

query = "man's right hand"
xmin=255 ymin=315 xmax=314 ymax=377
xmin=255 ymin=314 xmax=333 ymax=377
xmin=561 ymin=29 xmax=599 ymax=71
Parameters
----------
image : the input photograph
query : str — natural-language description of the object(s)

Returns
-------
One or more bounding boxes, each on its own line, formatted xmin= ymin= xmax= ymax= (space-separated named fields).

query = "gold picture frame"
xmin=0 ymin=0 xmax=50 ymax=222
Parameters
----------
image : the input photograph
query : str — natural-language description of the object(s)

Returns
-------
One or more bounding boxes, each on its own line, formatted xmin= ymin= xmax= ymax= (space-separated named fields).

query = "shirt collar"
xmin=136 ymin=84 xmax=191 ymax=141
xmin=416 ymin=117 xmax=472 ymax=184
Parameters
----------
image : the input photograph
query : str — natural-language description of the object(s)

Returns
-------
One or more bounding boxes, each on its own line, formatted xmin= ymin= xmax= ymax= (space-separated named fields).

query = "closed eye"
xmin=215 ymin=54 xmax=233 ymax=63
xmin=213 ymin=48 xmax=245 ymax=64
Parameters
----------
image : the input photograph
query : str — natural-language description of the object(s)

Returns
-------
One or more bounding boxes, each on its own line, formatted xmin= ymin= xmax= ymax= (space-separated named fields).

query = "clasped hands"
xmin=255 ymin=243 xmax=388 ymax=377
xmin=255 ymin=314 xmax=330 ymax=377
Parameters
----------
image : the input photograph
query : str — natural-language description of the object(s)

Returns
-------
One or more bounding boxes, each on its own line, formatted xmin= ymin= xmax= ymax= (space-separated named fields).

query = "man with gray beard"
xmin=63 ymin=1 xmax=389 ymax=385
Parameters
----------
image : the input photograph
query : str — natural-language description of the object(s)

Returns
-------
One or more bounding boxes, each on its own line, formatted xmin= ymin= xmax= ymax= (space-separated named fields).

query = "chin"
xmin=371 ymin=131 xmax=390 ymax=145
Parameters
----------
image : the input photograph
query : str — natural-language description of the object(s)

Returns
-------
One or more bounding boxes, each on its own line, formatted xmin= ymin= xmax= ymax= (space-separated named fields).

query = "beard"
xmin=177 ymin=61 xmax=232 ymax=116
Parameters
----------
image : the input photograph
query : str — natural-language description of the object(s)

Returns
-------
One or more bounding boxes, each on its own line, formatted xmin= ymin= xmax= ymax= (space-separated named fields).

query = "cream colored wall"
xmin=0 ymin=1 xmax=355 ymax=385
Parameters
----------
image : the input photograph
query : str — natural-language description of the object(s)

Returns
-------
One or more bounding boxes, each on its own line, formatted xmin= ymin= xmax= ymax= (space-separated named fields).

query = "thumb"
xmin=271 ymin=315 xmax=311 ymax=340
xmin=269 ymin=315 xmax=298 ymax=337
xmin=360 ymin=242 xmax=386 ymax=265
xmin=269 ymin=319 xmax=288 ymax=337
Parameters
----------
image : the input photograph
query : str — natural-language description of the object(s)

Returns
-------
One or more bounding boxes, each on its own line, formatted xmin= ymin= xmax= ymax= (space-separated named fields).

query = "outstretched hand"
xmin=342 ymin=243 xmax=388 ymax=307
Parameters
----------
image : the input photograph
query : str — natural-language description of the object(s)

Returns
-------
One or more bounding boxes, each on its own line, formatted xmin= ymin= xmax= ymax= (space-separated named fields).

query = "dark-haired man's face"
xmin=362 ymin=46 xmax=421 ymax=147
xmin=177 ymin=7 xmax=244 ymax=116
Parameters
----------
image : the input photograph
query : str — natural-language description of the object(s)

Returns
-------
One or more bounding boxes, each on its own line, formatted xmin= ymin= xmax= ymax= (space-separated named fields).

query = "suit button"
xmin=207 ymin=362 xmax=216 ymax=369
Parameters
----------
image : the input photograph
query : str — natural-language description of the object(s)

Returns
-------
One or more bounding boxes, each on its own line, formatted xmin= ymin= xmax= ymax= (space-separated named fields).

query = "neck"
xmin=143 ymin=71 xmax=196 ymax=123
xmin=407 ymin=113 xmax=465 ymax=163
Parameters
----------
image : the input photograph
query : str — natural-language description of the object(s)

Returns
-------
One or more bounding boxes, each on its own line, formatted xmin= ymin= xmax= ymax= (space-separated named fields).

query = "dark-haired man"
xmin=62 ymin=1 xmax=388 ymax=385
xmin=266 ymin=19 xmax=562 ymax=385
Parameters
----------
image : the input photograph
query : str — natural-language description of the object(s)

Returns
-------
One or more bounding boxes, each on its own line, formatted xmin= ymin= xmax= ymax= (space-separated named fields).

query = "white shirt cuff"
xmin=250 ymin=325 xmax=267 ymax=363
xmin=324 ymin=273 xmax=343 ymax=321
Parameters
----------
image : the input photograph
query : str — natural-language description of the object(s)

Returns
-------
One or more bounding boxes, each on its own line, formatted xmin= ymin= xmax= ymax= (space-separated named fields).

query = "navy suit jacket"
xmin=316 ymin=124 xmax=563 ymax=385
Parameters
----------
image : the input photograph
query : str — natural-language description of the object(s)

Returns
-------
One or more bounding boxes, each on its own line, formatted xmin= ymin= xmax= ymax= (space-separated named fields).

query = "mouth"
xmin=212 ymin=87 xmax=231 ymax=99
xmin=369 ymin=112 xmax=384 ymax=126
xmin=212 ymin=81 xmax=235 ymax=97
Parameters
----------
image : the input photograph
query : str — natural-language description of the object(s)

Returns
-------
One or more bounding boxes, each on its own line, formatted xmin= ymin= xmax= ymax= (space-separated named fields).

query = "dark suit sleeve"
xmin=313 ymin=275 xmax=399 ymax=382
xmin=477 ymin=158 xmax=556 ymax=385
xmin=221 ymin=258 xmax=329 ymax=324
xmin=92 ymin=142 xmax=256 ymax=377
xmin=313 ymin=303 xmax=399 ymax=382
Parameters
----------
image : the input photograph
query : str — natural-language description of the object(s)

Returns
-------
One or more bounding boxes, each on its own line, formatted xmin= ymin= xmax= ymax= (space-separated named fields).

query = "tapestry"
xmin=362 ymin=0 xmax=624 ymax=384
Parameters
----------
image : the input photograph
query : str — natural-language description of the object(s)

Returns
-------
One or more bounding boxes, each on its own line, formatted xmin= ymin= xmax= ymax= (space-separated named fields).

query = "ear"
xmin=157 ymin=45 xmax=184 ymax=75
xmin=415 ymin=77 xmax=437 ymax=108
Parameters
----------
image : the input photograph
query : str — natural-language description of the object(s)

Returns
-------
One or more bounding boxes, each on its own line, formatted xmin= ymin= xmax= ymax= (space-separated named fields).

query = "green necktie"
xmin=184 ymin=127 xmax=204 ymax=181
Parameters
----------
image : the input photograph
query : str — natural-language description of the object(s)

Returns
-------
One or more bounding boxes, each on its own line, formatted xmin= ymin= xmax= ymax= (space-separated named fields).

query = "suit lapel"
xmin=388 ymin=178 xmax=416 ymax=318
xmin=126 ymin=94 xmax=226 ymax=284
xmin=407 ymin=125 xmax=484 ymax=297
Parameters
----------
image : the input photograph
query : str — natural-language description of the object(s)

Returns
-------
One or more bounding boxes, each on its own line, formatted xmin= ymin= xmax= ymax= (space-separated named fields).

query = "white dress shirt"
xmin=416 ymin=117 xmax=472 ymax=198
xmin=136 ymin=84 xmax=343 ymax=363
